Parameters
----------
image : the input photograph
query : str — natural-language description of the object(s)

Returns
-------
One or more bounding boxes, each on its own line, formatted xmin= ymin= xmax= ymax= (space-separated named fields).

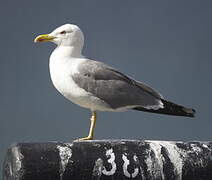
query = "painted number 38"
xmin=97 ymin=148 xmax=141 ymax=178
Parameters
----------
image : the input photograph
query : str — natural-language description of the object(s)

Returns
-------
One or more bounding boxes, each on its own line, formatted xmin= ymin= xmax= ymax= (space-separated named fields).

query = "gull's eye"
xmin=60 ymin=31 xmax=66 ymax=35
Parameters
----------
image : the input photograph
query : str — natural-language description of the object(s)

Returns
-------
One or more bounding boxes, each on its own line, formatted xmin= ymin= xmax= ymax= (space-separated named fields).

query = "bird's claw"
xmin=76 ymin=136 xmax=93 ymax=141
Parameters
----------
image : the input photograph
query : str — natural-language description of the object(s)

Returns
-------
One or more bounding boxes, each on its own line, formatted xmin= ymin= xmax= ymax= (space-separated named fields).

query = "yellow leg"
xmin=78 ymin=111 xmax=97 ymax=141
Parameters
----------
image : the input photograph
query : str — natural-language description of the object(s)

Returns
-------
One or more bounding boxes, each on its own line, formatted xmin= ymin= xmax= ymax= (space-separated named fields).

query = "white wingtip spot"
xmin=57 ymin=144 xmax=73 ymax=180
xmin=145 ymin=100 xmax=164 ymax=110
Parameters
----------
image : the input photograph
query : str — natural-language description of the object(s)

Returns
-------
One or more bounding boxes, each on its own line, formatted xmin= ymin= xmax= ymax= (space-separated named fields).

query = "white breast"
xmin=49 ymin=55 xmax=111 ymax=111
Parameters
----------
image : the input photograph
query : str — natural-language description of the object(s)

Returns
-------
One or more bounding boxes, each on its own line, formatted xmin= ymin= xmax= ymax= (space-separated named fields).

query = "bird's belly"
xmin=50 ymin=70 xmax=111 ymax=111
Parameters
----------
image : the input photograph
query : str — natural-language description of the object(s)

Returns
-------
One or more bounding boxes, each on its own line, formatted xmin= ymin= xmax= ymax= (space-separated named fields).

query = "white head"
xmin=34 ymin=24 xmax=84 ymax=49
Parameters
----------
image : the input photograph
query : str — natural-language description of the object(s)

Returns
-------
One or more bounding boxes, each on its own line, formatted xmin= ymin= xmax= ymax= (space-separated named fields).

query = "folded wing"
xmin=72 ymin=60 xmax=163 ymax=110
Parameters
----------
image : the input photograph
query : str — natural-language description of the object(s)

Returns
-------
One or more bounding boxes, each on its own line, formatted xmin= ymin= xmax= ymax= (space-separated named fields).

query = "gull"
xmin=34 ymin=24 xmax=195 ymax=140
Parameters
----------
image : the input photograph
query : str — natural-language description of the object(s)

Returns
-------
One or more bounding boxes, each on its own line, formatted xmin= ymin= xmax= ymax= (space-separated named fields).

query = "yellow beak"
xmin=34 ymin=34 xmax=55 ymax=43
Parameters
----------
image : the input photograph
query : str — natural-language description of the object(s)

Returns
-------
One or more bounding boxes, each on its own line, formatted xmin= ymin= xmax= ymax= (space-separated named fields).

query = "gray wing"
xmin=72 ymin=60 xmax=163 ymax=109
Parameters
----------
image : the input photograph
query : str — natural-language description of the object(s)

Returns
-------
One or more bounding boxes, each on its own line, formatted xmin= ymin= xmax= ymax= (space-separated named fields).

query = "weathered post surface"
xmin=3 ymin=140 xmax=212 ymax=180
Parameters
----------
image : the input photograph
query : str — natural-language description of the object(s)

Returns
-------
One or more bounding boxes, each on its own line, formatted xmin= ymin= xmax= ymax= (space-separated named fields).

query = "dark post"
xmin=3 ymin=140 xmax=212 ymax=180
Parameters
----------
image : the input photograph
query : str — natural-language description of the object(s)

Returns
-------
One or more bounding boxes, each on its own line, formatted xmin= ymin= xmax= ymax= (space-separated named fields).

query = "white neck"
xmin=51 ymin=46 xmax=83 ymax=59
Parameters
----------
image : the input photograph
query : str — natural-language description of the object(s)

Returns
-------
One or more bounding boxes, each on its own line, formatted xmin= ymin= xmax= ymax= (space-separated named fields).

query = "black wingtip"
xmin=133 ymin=100 xmax=196 ymax=118
xmin=182 ymin=107 xmax=196 ymax=117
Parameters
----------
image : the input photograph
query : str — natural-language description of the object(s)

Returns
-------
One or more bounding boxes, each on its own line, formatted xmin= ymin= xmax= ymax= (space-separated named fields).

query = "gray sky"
xmin=0 ymin=0 xmax=212 ymax=174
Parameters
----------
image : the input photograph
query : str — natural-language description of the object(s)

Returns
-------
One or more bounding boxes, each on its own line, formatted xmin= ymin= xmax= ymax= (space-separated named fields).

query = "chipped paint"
xmin=185 ymin=143 xmax=207 ymax=167
xmin=159 ymin=141 xmax=183 ymax=180
xmin=146 ymin=141 xmax=183 ymax=180
xmin=145 ymin=141 xmax=212 ymax=180
xmin=11 ymin=146 xmax=24 ymax=172
xmin=93 ymin=158 xmax=103 ymax=179
xmin=122 ymin=153 xmax=139 ymax=178
xmin=133 ymin=154 xmax=146 ymax=180
xmin=147 ymin=142 xmax=165 ymax=179
xmin=202 ymin=144 xmax=209 ymax=149
xmin=4 ymin=140 xmax=212 ymax=179
xmin=81 ymin=141 xmax=211 ymax=179
xmin=9 ymin=163 xmax=12 ymax=176
xmin=190 ymin=144 xmax=202 ymax=153
xmin=57 ymin=144 xmax=73 ymax=180
xmin=102 ymin=148 xmax=117 ymax=176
